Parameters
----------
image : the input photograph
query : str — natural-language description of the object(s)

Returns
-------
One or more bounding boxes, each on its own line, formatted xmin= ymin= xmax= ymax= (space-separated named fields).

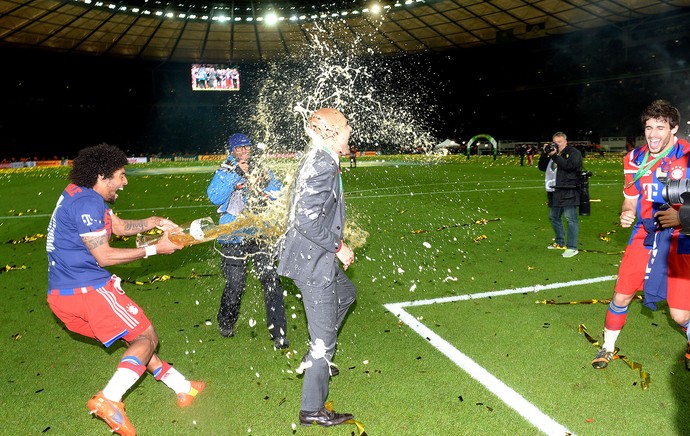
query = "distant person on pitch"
xmin=207 ymin=133 xmax=289 ymax=349
xmin=46 ymin=143 xmax=205 ymax=436
xmin=538 ymin=131 xmax=582 ymax=258
xmin=278 ymin=108 xmax=358 ymax=427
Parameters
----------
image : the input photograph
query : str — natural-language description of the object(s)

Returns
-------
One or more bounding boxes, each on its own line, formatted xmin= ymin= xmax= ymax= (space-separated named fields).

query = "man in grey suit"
xmin=278 ymin=107 xmax=357 ymax=427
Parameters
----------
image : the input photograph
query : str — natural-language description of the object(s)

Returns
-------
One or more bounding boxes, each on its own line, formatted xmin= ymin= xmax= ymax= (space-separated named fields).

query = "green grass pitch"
xmin=2 ymin=154 xmax=690 ymax=435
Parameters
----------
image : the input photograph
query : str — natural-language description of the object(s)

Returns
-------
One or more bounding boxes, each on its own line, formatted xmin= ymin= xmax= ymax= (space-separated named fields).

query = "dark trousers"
xmin=295 ymin=267 xmax=356 ymax=411
xmin=218 ymin=240 xmax=287 ymax=340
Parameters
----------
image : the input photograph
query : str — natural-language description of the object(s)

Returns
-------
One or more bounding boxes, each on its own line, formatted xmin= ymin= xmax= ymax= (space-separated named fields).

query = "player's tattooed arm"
xmin=111 ymin=214 xmax=178 ymax=236
xmin=82 ymin=233 xmax=107 ymax=251
xmin=122 ymin=219 xmax=149 ymax=234
xmin=82 ymin=232 xmax=151 ymax=266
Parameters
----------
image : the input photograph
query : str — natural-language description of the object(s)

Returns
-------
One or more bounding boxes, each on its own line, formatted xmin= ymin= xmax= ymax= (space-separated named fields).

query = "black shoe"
xmin=274 ymin=337 xmax=290 ymax=349
xmin=219 ymin=325 xmax=235 ymax=338
xmin=299 ymin=407 xmax=353 ymax=427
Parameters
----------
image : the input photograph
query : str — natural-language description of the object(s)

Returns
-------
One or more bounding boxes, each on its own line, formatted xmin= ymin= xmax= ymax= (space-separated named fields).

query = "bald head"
xmin=307 ymin=108 xmax=352 ymax=155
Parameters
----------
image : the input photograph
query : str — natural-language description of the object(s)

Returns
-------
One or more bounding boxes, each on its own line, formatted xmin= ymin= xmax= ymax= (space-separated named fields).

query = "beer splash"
xmin=203 ymin=20 xmax=442 ymax=250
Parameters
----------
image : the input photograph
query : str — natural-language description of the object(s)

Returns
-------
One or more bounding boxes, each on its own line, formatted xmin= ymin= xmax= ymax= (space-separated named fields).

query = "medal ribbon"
xmin=628 ymin=144 xmax=674 ymax=188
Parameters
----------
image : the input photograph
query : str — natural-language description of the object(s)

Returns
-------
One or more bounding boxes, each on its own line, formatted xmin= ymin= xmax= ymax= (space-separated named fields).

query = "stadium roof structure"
xmin=0 ymin=0 xmax=689 ymax=63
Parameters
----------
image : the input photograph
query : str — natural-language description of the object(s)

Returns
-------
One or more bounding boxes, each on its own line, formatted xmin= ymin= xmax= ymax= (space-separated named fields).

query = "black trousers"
xmin=218 ymin=240 xmax=287 ymax=340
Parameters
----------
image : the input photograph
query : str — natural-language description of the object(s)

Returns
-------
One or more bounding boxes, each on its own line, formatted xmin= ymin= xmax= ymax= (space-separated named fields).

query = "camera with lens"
xmin=544 ymin=143 xmax=557 ymax=154
xmin=660 ymin=177 xmax=690 ymax=205
xmin=659 ymin=177 xmax=690 ymax=234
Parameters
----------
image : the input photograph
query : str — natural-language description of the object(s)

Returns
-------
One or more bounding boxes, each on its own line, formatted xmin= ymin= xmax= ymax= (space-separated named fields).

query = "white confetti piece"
xmin=249 ymin=318 xmax=257 ymax=327
xmin=423 ymin=242 xmax=431 ymax=248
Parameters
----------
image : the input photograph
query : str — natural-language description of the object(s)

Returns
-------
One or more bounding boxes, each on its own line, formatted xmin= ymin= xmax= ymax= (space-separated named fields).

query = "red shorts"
xmin=47 ymin=277 xmax=151 ymax=347
xmin=616 ymin=236 xmax=690 ymax=310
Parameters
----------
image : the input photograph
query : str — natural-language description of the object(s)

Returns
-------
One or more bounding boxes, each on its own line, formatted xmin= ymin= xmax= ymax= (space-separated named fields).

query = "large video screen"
xmin=191 ymin=64 xmax=240 ymax=91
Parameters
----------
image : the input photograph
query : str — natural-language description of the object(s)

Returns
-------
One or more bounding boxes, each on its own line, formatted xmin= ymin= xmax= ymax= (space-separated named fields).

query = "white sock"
xmin=160 ymin=366 xmax=191 ymax=395
xmin=601 ymin=328 xmax=621 ymax=352
xmin=102 ymin=368 xmax=140 ymax=402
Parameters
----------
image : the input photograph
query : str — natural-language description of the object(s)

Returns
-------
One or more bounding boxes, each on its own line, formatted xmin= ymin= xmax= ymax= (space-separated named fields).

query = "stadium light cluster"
xmin=72 ymin=0 xmax=428 ymax=24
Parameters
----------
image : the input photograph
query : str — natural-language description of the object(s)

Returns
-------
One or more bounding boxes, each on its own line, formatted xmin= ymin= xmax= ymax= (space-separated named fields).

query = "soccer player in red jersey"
xmin=592 ymin=100 xmax=690 ymax=369
xmin=47 ymin=144 xmax=205 ymax=435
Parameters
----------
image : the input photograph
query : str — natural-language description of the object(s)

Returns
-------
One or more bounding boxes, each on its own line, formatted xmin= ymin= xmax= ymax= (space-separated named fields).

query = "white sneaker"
xmin=562 ymin=249 xmax=578 ymax=258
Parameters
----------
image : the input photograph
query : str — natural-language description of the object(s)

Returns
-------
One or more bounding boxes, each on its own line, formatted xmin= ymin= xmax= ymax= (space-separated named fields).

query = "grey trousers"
xmin=295 ymin=266 xmax=356 ymax=411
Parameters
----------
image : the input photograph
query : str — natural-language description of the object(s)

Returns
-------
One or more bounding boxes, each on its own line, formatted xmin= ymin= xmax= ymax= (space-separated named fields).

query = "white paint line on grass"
xmin=384 ymin=275 xmax=617 ymax=436
xmin=396 ymin=275 xmax=617 ymax=308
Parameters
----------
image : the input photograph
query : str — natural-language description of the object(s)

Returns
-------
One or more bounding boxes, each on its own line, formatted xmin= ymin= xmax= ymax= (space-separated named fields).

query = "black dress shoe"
xmin=299 ymin=407 xmax=354 ymax=427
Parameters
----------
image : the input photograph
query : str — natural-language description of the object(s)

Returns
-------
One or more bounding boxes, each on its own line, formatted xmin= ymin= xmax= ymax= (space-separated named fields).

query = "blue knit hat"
xmin=228 ymin=133 xmax=252 ymax=151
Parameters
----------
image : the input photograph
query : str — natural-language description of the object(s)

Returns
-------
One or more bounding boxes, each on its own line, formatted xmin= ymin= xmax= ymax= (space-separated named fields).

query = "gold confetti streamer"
xmin=473 ymin=234 xmax=487 ymax=243
xmin=123 ymin=272 xmax=221 ymax=285
xmin=578 ymin=324 xmax=649 ymax=390
xmin=538 ymin=295 xmax=642 ymax=305
xmin=7 ymin=209 xmax=38 ymax=216
xmin=578 ymin=248 xmax=625 ymax=255
xmin=414 ymin=217 xmax=501 ymax=234
xmin=1 ymin=264 xmax=28 ymax=273
xmin=6 ymin=234 xmax=46 ymax=244
xmin=323 ymin=400 xmax=366 ymax=436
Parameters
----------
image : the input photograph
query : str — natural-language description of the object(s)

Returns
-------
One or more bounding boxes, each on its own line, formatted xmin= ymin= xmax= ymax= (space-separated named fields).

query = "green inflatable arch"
xmin=466 ymin=134 xmax=498 ymax=160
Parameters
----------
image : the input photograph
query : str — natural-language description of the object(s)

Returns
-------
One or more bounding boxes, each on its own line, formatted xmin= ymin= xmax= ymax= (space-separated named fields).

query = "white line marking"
xmin=384 ymin=275 xmax=617 ymax=435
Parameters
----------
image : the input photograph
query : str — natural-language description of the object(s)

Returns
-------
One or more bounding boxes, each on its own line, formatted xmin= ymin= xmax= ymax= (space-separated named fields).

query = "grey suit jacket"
xmin=277 ymin=146 xmax=345 ymax=287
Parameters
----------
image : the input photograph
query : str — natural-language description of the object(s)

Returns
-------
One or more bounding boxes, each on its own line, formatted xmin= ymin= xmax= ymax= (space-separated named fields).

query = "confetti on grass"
xmin=1 ymin=265 xmax=27 ymax=274
xmin=578 ymin=324 xmax=650 ymax=390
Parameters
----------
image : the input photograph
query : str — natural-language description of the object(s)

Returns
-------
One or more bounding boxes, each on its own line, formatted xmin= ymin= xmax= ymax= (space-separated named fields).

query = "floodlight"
xmin=265 ymin=12 xmax=278 ymax=25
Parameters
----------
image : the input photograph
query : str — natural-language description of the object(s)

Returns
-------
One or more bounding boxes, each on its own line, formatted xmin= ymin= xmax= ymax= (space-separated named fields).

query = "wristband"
xmin=144 ymin=245 xmax=157 ymax=258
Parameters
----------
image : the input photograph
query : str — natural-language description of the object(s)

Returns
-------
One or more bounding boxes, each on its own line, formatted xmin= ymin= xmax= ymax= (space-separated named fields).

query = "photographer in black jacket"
xmin=538 ymin=132 xmax=583 ymax=258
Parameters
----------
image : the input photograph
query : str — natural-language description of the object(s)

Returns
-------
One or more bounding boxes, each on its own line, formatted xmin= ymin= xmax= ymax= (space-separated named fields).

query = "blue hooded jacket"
xmin=207 ymin=155 xmax=282 ymax=244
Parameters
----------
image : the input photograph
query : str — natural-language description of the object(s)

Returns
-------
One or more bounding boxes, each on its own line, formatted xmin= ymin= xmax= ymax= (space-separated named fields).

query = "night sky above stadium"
xmin=1 ymin=14 xmax=689 ymax=160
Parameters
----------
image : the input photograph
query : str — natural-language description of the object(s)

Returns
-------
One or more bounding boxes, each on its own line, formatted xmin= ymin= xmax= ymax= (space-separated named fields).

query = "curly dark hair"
xmin=641 ymin=99 xmax=680 ymax=129
xmin=69 ymin=143 xmax=128 ymax=188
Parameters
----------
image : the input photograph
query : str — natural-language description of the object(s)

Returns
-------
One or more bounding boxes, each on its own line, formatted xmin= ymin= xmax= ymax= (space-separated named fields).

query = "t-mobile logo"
xmin=81 ymin=214 xmax=94 ymax=226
